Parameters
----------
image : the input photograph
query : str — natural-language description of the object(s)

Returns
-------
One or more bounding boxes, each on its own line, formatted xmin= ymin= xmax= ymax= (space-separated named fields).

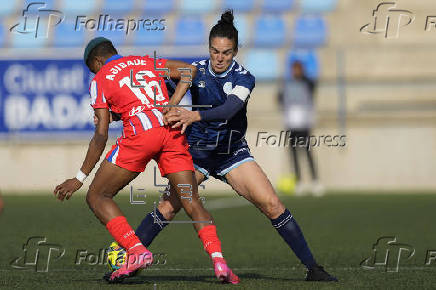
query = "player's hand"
xmin=163 ymin=106 xmax=179 ymax=125
xmin=162 ymin=106 xmax=171 ymax=115
xmin=165 ymin=108 xmax=201 ymax=134
xmin=53 ymin=178 xmax=83 ymax=201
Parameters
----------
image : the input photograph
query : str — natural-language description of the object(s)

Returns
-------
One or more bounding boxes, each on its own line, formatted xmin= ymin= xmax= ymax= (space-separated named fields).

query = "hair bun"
xmin=219 ymin=10 xmax=234 ymax=25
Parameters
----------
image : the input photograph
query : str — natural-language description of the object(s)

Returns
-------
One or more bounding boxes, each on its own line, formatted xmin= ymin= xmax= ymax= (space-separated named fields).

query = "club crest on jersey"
xmin=199 ymin=81 xmax=206 ymax=88
xmin=223 ymin=82 xmax=233 ymax=95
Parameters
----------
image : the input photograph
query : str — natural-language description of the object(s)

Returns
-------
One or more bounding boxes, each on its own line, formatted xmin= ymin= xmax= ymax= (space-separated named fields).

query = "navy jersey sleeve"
xmin=199 ymin=67 xmax=255 ymax=121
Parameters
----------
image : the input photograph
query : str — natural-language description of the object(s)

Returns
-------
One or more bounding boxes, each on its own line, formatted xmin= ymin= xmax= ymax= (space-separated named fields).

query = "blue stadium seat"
xmin=300 ymin=0 xmax=337 ymax=13
xmin=0 ymin=0 xmax=17 ymax=16
xmin=244 ymin=50 xmax=279 ymax=80
xmin=24 ymin=0 xmax=55 ymax=9
xmin=261 ymin=0 xmax=294 ymax=12
xmin=53 ymin=21 xmax=85 ymax=47
xmin=96 ymin=29 xmax=126 ymax=47
xmin=222 ymin=0 xmax=255 ymax=12
xmin=62 ymin=0 xmax=96 ymax=15
xmin=102 ymin=0 xmax=134 ymax=15
xmin=287 ymin=49 xmax=319 ymax=80
xmin=0 ymin=23 xmax=4 ymax=47
xmin=134 ymin=23 xmax=168 ymax=46
xmin=234 ymin=16 xmax=249 ymax=47
xmin=11 ymin=30 xmax=47 ymax=48
xmin=143 ymin=0 xmax=175 ymax=15
xmin=181 ymin=0 xmax=216 ymax=14
xmin=293 ymin=15 xmax=327 ymax=48
xmin=254 ymin=15 xmax=286 ymax=47
xmin=174 ymin=18 xmax=206 ymax=45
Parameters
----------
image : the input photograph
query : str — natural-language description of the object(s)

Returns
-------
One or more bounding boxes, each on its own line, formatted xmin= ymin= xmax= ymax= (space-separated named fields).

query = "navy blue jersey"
xmin=187 ymin=59 xmax=255 ymax=151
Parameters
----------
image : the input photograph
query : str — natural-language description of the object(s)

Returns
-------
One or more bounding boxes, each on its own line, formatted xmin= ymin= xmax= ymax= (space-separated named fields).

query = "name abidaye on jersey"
xmin=105 ymin=58 xmax=163 ymax=81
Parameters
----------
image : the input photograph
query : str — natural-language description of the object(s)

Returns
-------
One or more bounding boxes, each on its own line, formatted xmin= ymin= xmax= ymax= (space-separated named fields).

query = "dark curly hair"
xmin=86 ymin=41 xmax=117 ymax=69
xmin=209 ymin=10 xmax=239 ymax=51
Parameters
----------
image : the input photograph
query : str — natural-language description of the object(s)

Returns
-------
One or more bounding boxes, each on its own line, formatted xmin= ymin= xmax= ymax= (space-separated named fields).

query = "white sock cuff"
xmin=128 ymin=243 xmax=142 ymax=251
xmin=211 ymin=252 xmax=223 ymax=259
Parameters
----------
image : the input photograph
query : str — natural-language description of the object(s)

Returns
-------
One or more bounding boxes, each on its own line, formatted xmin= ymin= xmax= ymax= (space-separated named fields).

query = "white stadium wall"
xmin=1 ymin=83 xmax=435 ymax=194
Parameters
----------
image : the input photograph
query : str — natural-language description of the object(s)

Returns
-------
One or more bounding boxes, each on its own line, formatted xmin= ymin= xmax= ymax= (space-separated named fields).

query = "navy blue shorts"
xmin=188 ymin=138 xmax=254 ymax=182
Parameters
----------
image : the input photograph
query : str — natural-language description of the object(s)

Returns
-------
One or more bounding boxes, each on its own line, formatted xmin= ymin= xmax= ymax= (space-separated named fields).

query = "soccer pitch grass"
xmin=1 ymin=193 xmax=436 ymax=289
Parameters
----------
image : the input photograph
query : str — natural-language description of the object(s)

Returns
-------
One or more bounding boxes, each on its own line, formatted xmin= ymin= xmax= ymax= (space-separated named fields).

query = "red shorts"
xmin=105 ymin=126 xmax=194 ymax=175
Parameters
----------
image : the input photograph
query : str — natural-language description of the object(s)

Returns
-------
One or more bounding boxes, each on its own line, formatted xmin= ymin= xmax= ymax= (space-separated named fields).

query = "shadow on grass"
xmin=81 ymin=272 xmax=304 ymax=285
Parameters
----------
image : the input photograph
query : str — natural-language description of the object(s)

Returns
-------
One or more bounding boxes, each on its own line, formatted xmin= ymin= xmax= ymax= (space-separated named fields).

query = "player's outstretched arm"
xmin=164 ymin=60 xmax=197 ymax=108
xmin=54 ymin=108 xmax=110 ymax=201
xmin=165 ymin=93 xmax=246 ymax=134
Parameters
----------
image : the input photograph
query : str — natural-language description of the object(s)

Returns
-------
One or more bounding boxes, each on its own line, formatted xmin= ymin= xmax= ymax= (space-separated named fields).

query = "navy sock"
xmin=271 ymin=208 xmax=316 ymax=269
xmin=135 ymin=209 xmax=168 ymax=247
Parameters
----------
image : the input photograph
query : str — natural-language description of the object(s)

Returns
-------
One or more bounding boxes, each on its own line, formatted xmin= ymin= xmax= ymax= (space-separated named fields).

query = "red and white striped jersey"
xmin=89 ymin=54 xmax=168 ymax=137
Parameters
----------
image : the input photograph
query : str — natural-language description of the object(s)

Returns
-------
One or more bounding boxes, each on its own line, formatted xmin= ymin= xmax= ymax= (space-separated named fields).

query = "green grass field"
xmin=1 ymin=193 xmax=436 ymax=289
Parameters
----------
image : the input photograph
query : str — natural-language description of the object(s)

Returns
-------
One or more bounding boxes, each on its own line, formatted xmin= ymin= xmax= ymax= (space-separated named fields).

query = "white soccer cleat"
xmin=312 ymin=181 xmax=325 ymax=197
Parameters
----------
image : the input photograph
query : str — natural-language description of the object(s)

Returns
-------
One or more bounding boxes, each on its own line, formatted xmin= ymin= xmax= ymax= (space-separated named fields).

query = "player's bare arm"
xmin=54 ymin=108 xmax=110 ymax=201
xmin=162 ymin=60 xmax=197 ymax=115
xmin=94 ymin=110 xmax=120 ymax=125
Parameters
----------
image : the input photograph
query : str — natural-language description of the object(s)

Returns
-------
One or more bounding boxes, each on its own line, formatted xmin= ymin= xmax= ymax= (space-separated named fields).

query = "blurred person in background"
xmin=278 ymin=61 xmax=324 ymax=196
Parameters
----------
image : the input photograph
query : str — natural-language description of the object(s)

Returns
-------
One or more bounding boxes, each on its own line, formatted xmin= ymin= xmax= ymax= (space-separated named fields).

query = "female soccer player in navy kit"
xmin=135 ymin=10 xmax=337 ymax=282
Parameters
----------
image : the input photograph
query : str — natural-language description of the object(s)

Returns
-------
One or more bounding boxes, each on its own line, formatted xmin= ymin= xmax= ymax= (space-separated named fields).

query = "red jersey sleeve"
xmin=89 ymin=76 xmax=109 ymax=109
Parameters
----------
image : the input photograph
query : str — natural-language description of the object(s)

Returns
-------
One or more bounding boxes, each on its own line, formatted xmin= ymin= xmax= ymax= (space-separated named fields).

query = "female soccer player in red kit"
xmin=53 ymin=37 xmax=238 ymax=284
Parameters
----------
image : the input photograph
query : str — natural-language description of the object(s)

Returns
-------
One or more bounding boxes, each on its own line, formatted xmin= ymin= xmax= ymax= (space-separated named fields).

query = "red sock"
xmin=106 ymin=216 xmax=142 ymax=251
xmin=198 ymin=225 xmax=224 ymax=263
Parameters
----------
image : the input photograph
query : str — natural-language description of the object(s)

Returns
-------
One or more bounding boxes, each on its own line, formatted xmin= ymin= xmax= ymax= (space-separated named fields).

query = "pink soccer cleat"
xmin=214 ymin=261 xmax=240 ymax=284
xmin=108 ymin=245 xmax=153 ymax=283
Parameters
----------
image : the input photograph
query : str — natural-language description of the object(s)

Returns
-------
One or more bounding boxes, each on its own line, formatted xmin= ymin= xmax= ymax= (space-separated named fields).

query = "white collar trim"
xmin=208 ymin=60 xmax=235 ymax=78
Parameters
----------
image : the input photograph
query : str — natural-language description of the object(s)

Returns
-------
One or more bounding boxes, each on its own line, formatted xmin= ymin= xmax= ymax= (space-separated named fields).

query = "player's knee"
xmin=86 ymin=190 xmax=104 ymax=209
xmin=262 ymin=196 xmax=285 ymax=219
xmin=158 ymin=200 xmax=181 ymax=220
xmin=85 ymin=191 xmax=96 ymax=208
